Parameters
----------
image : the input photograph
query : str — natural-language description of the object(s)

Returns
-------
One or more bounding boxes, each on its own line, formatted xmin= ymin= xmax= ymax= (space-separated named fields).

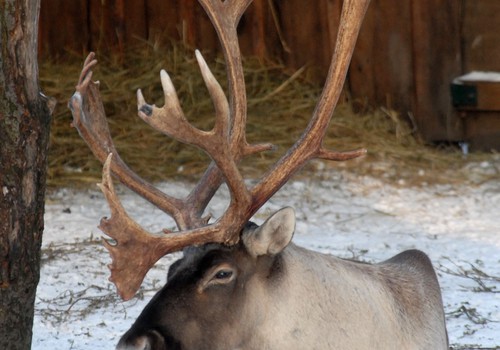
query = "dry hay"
xmin=40 ymin=41 xmax=496 ymax=189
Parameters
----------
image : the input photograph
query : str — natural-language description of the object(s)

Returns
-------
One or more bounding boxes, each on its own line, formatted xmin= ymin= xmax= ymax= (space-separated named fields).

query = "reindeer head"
xmin=115 ymin=207 xmax=295 ymax=349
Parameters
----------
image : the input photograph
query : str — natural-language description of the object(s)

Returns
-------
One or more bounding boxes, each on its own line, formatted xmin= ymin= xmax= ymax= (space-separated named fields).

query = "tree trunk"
xmin=0 ymin=1 xmax=52 ymax=349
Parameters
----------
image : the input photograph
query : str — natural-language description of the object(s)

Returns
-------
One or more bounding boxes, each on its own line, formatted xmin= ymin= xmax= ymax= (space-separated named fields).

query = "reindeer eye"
xmin=199 ymin=264 xmax=236 ymax=292
xmin=215 ymin=270 xmax=233 ymax=280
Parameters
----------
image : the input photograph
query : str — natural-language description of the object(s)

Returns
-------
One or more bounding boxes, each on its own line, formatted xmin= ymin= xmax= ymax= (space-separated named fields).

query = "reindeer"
xmin=68 ymin=0 xmax=448 ymax=349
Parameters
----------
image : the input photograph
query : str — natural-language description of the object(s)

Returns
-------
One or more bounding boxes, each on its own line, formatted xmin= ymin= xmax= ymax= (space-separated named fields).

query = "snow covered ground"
xmin=33 ymin=166 xmax=500 ymax=349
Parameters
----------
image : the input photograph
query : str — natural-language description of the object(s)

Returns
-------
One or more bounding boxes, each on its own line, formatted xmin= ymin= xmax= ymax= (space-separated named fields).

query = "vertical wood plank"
xmin=89 ymin=0 xmax=120 ymax=53
xmin=316 ymin=0 xmax=340 ymax=76
xmin=278 ymin=0 xmax=335 ymax=80
xmin=237 ymin=0 xmax=279 ymax=59
xmin=411 ymin=0 xmax=463 ymax=141
xmin=325 ymin=0 xmax=342 ymax=55
xmin=463 ymin=0 xmax=500 ymax=72
xmin=251 ymin=0 xmax=267 ymax=59
xmin=89 ymin=0 xmax=147 ymax=55
xmin=124 ymin=0 xmax=148 ymax=45
xmin=146 ymin=0 xmax=181 ymax=43
xmin=178 ymin=0 xmax=197 ymax=47
xmin=349 ymin=0 xmax=413 ymax=114
xmin=38 ymin=0 xmax=89 ymax=58
xmin=193 ymin=1 xmax=219 ymax=53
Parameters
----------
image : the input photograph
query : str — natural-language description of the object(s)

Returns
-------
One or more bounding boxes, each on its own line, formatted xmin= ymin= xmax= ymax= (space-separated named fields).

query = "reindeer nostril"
xmin=116 ymin=333 xmax=151 ymax=350
xmin=136 ymin=335 xmax=150 ymax=350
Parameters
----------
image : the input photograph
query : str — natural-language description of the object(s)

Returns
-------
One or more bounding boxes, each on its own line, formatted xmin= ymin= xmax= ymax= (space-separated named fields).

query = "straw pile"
xmin=40 ymin=41 xmax=493 ymax=189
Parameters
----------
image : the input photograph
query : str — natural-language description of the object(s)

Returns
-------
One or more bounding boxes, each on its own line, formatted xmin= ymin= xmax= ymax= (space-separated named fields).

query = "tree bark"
xmin=0 ymin=1 xmax=52 ymax=349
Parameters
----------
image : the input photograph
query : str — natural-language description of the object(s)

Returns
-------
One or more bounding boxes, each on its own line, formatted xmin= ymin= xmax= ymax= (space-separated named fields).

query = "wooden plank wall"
xmin=38 ymin=0 xmax=337 ymax=74
xmin=38 ymin=0 xmax=281 ymax=60
xmin=38 ymin=0 xmax=500 ymax=145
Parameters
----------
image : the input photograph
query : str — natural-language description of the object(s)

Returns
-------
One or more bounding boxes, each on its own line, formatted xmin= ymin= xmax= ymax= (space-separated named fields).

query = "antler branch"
xmin=136 ymin=50 xmax=253 ymax=215
xmin=249 ymin=0 xmax=369 ymax=210
xmin=68 ymin=53 xmax=190 ymax=228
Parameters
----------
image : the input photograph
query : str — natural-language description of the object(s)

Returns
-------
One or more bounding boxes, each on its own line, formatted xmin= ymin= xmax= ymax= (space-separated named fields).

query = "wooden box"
xmin=451 ymin=72 xmax=500 ymax=151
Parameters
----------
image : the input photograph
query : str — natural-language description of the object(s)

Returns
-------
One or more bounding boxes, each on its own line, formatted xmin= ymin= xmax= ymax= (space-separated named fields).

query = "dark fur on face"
xmin=117 ymin=222 xmax=283 ymax=350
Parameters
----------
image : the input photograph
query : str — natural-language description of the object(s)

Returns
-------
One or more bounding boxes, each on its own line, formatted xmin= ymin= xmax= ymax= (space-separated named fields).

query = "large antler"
xmin=69 ymin=0 xmax=369 ymax=300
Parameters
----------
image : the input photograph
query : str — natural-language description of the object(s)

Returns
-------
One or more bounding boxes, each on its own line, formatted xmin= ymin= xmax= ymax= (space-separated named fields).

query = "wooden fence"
xmin=38 ymin=0 xmax=500 ymax=149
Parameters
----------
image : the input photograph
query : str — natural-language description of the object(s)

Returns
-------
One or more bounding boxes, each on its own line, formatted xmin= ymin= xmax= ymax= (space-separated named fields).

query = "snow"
xmin=454 ymin=71 xmax=500 ymax=83
xmin=33 ymin=168 xmax=500 ymax=349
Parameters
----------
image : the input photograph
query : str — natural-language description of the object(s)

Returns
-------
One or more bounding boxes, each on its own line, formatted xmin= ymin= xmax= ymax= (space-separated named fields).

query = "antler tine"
xmin=194 ymin=50 xmax=229 ymax=136
xmin=98 ymin=154 xmax=161 ymax=300
xmin=137 ymin=50 xmax=253 ymax=213
xmin=137 ymin=67 xmax=215 ymax=148
xmin=249 ymin=0 xmax=370 ymax=210
xmin=198 ymin=0 xmax=253 ymax=152
xmin=184 ymin=0 xmax=273 ymax=218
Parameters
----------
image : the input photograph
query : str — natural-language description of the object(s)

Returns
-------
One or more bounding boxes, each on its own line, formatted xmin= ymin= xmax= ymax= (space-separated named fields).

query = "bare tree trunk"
xmin=0 ymin=1 xmax=52 ymax=349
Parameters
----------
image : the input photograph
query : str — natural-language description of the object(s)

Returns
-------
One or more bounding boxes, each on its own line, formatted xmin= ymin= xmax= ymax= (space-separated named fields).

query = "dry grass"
xmin=40 ymin=41 xmax=496 ymax=189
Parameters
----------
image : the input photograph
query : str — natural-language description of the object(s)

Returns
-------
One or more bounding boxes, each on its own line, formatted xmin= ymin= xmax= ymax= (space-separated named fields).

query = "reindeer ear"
xmin=243 ymin=207 xmax=296 ymax=257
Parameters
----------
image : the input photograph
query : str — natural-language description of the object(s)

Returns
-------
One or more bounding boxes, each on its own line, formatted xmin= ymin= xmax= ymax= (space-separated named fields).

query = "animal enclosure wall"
xmin=38 ymin=0 xmax=500 ymax=150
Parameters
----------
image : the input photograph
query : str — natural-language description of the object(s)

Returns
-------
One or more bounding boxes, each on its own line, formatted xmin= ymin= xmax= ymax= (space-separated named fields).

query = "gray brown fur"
xmin=117 ymin=208 xmax=448 ymax=350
